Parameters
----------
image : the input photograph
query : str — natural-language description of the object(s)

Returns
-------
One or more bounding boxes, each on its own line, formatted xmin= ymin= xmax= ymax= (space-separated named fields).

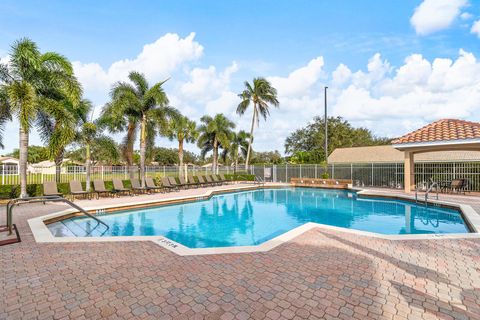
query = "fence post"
xmin=1 ymin=164 xmax=4 ymax=185
xmin=371 ymin=163 xmax=374 ymax=186
xmin=286 ymin=164 xmax=288 ymax=183
xmin=332 ymin=163 xmax=335 ymax=179
xmin=300 ymin=164 xmax=302 ymax=178
xmin=395 ymin=163 xmax=398 ymax=188
xmin=350 ymin=163 xmax=353 ymax=180
xmin=101 ymin=166 xmax=104 ymax=180
xmin=315 ymin=164 xmax=317 ymax=179
xmin=453 ymin=162 xmax=456 ymax=179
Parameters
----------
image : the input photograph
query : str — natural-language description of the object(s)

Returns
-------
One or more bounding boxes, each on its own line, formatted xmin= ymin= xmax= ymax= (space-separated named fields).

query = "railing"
xmin=6 ymin=196 xmax=109 ymax=235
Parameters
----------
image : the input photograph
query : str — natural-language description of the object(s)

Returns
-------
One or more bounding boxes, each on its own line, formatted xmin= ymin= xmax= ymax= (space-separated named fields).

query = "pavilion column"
xmin=404 ymin=151 xmax=414 ymax=193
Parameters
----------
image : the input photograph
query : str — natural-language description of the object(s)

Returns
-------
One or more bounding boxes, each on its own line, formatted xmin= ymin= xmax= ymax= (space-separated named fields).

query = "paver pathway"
xmin=1 ymin=185 xmax=480 ymax=319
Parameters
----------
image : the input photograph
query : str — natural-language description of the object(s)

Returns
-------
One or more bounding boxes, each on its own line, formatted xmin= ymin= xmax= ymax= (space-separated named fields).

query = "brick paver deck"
xmin=1 ymin=186 xmax=480 ymax=319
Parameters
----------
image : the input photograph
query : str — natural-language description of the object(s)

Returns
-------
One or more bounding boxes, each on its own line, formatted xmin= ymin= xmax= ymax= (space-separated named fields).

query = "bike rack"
xmin=6 ymin=195 xmax=109 ymax=235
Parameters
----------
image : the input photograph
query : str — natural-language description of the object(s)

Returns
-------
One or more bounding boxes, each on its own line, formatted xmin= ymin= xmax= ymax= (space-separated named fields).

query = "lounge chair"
xmin=161 ymin=177 xmax=177 ymax=191
xmin=204 ymin=175 xmax=219 ymax=186
xmin=179 ymin=176 xmax=196 ymax=189
xmin=187 ymin=175 xmax=200 ymax=188
xmin=93 ymin=180 xmax=115 ymax=199
xmin=145 ymin=177 xmax=164 ymax=193
xmin=43 ymin=181 xmax=63 ymax=197
xmin=69 ymin=180 xmax=90 ymax=200
xmin=219 ymin=174 xmax=231 ymax=184
xmin=211 ymin=174 xmax=224 ymax=185
xmin=196 ymin=175 xmax=211 ymax=187
xmin=112 ymin=179 xmax=132 ymax=196
xmin=130 ymin=178 xmax=149 ymax=194
xmin=168 ymin=176 xmax=182 ymax=189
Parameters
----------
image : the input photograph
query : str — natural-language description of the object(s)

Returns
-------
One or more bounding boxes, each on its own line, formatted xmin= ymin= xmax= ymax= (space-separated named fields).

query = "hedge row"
xmin=0 ymin=174 xmax=256 ymax=199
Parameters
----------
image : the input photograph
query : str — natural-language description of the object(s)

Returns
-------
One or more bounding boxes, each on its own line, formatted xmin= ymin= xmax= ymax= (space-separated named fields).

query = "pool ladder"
xmin=415 ymin=180 xmax=439 ymax=206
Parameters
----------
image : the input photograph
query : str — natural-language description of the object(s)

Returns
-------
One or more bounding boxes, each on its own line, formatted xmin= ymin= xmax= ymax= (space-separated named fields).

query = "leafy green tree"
xmin=0 ymin=38 xmax=81 ymax=197
xmin=250 ymin=150 xmax=283 ymax=164
xmin=102 ymin=71 xmax=177 ymax=186
xmin=285 ymin=116 xmax=391 ymax=163
xmin=237 ymin=77 xmax=279 ymax=167
xmin=7 ymin=145 xmax=49 ymax=163
xmin=151 ymin=147 xmax=198 ymax=165
xmin=165 ymin=115 xmax=198 ymax=176
xmin=197 ymin=114 xmax=235 ymax=172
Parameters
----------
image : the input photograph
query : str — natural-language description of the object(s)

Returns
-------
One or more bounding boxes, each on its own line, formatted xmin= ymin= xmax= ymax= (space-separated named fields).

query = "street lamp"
xmin=324 ymin=86 xmax=328 ymax=164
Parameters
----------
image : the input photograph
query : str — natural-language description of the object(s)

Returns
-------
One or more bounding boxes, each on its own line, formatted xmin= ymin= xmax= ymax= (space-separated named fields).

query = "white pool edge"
xmin=28 ymin=185 xmax=480 ymax=256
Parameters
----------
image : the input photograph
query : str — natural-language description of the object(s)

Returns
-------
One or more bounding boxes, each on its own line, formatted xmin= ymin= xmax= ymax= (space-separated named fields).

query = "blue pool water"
xmin=48 ymin=188 xmax=469 ymax=248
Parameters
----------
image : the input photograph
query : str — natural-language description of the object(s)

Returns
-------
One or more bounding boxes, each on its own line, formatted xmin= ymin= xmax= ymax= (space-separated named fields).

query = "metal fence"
xmin=250 ymin=162 xmax=480 ymax=191
xmin=1 ymin=161 xmax=480 ymax=191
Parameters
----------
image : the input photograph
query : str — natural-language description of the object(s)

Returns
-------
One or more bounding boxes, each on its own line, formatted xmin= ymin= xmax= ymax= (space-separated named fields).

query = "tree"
xmin=222 ymin=130 xmax=250 ymax=171
xmin=285 ymin=116 xmax=391 ymax=163
xmin=237 ymin=77 xmax=279 ymax=167
xmin=151 ymin=147 xmax=198 ymax=165
xmin=165 ymin=115 xmax=198 ymax=176
xmin=7 ymin=145 xmax=49 ymax=163
xmin=250 ymin=150 xmax=283 ymax=164
xmin=197 ymin=114 xmax=235 ymax=173
xmin=102 ymin=71 xmax=176 ymax=186
xmin=0 ymin=38 xmax=81 ymax=197
xmin=72 ymin=100 xmax=119 ymax=191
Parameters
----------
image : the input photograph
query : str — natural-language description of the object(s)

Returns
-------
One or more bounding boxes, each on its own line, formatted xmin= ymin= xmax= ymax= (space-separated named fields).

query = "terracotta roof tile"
xmin=392 ymin=119 xmax=480 ymax=144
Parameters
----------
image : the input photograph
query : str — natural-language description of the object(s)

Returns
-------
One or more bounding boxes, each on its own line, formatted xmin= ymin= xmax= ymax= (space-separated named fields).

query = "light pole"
xmin=324 ymin=86 xmax=328 ymax=164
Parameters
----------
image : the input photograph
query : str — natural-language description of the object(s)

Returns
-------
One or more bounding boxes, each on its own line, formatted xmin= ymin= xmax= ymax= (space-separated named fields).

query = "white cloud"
xmin=268 ymin=57 xmax=324 ymax=96
xmin=471 ymin=19 xmax=480 ymax=37
xmin=180 ymin=62 xmax=238 ymax=103
xmin=410 ymin=0 xmax=468 ymax=35
xmin=333 ymin=49 xmax=480 ymax=137
xmin=460 ymin=12 xmax=473 ymax=20
xmin=73 ymin=32 xmax=203 ymax=104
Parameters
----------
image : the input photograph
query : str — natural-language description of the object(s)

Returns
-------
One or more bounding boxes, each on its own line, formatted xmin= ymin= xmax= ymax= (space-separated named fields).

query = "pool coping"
xmin=28 ymin=184 xmax=480 ymax=256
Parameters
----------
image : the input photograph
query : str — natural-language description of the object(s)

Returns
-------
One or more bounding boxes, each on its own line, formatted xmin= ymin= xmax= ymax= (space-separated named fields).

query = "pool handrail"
xmin=6 ymin=195 xmax=109 ymax=235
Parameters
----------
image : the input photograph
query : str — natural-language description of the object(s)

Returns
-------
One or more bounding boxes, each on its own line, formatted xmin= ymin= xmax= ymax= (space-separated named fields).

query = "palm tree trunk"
xmin=139 ymin=114 xmax=147 ymax=187
xmin=178 ymin=138 xmax=184 ymax=177
xmin=125 ymin=121 xmax=136 ymax=180
xmin=212 ymin=138 xmax=218 ymax=173
xmin=54 ymin=149 xmax=64 ymax=183
xmin=19 ymin=127 xmax=29 ymax=198
xmin=85 ymin=143 xmax=91 ymax=192
xmin=245 ymin=105 xmax=256 ymax=168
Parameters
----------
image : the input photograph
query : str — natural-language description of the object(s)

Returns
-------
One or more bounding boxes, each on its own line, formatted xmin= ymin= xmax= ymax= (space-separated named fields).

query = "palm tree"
xmin=165 ymin=115 xmax=198 ymax=176
xmin=197 ymin=114 xmax=235 ymax=173
xmin=222 ymin=130 xmax=250 ymax=172
xmin=74 ymin=100 xmax=119 ymax=191
xmin=237 ymin=77 xmax=279 ymax=168
xmin=0 ymin=38 xmax=81 ymax=197
xmin=38 ymin=98 xmax=89 ymax=182
xmin=102 ymin=71 xmax=176 ymax=186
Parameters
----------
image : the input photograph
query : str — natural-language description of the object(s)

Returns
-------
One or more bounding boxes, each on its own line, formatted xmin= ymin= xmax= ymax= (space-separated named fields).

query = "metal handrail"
xmin=6 ymin=196 xmax=109 ymax=235
xmin=425 ymin=181 xmax=439 ymax=204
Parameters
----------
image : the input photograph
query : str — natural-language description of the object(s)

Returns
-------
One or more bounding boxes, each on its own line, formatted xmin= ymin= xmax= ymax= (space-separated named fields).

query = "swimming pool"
xmin=47 ymin=188 xmax=469 ymax=248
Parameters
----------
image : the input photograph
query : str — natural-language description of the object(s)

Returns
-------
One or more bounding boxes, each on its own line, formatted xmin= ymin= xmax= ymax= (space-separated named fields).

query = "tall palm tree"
xmin=75 ymin=100 xmax=118 ymax=192
xmin=0 ymin=38 xmax=81 ymax=197
xmin=222 ymin=130 xmax=250 ymax=172
xmin=102 ymin=71 xmax=176 ymax=186
xmin=237 ymin=77 xmax=279 ymax=167
xmin=197 ymin=114 xmax=235 ymax=173
xmin=165 ymin=115 xmax=198 ymax=176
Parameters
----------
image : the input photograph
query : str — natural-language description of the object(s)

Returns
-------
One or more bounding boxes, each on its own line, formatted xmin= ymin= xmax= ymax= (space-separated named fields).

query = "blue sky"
xmin=1 ymin=0 xmax=480 ymax=155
